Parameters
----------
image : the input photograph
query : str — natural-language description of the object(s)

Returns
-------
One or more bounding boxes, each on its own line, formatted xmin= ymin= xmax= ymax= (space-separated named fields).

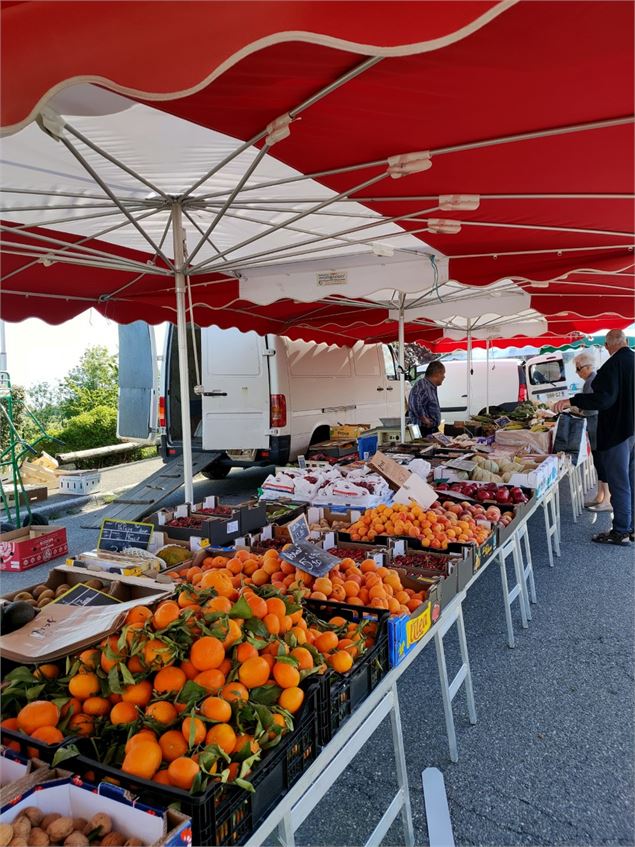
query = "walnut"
xmin=83 ymin=815 xmax=111 ymax=838
xmin=28 ymin=828 xmax=49 ymax=846
xmin=19 ymin=809 xmax=42 ymax=827
xmin=63 ymin=834 xmax=88 ymax=847
xmin=99 ymin=833 xmax=125 ymax=847
xmin=39 ymin=818 xmax=60 ymax=834
xmin=0 ymin=823 xmax=13 ymax=847
xmin=45 ymin=818 xmax=74 ymax=843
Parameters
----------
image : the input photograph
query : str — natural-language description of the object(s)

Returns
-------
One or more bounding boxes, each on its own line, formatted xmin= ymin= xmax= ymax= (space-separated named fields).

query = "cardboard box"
xmin=307 ymin=439 xmax=357 ymax=458
xmin=0 ymin=577 xmax=172 ymax=663
xmin=368 ymin=451 xmax=411 ymax=490
xmin=0 ymin=525 xmax=68 ymax=572
xmin=0 ymin=777 xmax=191 ymax=847
xmin=5 ymin=484 xmax=48 ymax=507
xmin=330 ymin=424 xmax=370 ymax=440
xmin=390 ymin=545 xmax=472 ymax=593
xmin=388 ymin=591 xmax=442 ymax=668
xmin=0 ymin=757 xmax=57 ymax=808
xmin=148 ymin=506 xmax=243 ymax=546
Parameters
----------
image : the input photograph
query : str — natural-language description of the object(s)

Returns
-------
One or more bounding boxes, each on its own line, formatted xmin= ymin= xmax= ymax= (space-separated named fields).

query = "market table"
xmin=243 ymin=463 xmax=580 ymax=847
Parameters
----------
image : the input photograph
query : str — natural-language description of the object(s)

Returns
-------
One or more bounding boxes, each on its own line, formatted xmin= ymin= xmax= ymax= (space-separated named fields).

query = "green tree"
xmin=27 ymin=380 xmax=63 ymax=430
xmin=59 ymin=345 xmax=118 ymax=419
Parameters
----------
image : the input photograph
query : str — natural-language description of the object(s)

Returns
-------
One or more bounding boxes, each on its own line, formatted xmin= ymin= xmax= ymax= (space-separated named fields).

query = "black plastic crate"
xmin=0 ymin=724 xmax=78 ymax=765
xmin=65 ymin=685 xmax=319 ymax=846
xmin=302 ymin=598 xmax=390 ymax=747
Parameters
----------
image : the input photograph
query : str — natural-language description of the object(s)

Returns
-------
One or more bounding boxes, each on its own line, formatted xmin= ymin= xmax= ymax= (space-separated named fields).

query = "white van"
xmin=432 ymin=353 xmax=569 ymax=423
xmin=118 ymin=323 xmax=401 ymax=477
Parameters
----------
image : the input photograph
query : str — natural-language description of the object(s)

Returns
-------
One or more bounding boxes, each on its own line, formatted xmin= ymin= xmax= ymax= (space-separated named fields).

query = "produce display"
xmin=164 ymin=549 xmax=425 ymax=616
xmin=0 ymin=810 xmax=143 ymax=847
xmin=261 ymin=466 xmax=390 ymax=505
xmin=436 ymin=480 xmax=528 ymax=504
xmin=195 ymin=506 xmax=234 ymax=517
xmin=442 ymin=453 xmax=542 ymax=484
xmin=1 ymin=580 xmax=380 ymax=795
xmin=470 ymin=401 xmax=556 ymax=432
xmin=346 ymin=502 xmax=491 ymax=549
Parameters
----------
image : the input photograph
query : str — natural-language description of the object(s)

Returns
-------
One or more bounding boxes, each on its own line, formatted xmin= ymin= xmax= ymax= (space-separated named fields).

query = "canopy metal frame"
xmin=2 ymin=70 xmax=633 ymax=499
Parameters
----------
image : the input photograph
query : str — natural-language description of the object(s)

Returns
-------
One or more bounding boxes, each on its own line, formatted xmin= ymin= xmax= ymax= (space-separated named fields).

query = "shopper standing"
xmin=554 ymin=330 xmax=634 ymax=545
xmin=571 ymin=351 xmax=611 ymax=511
xmin=408 ymin=361 xmax=445 ymax=436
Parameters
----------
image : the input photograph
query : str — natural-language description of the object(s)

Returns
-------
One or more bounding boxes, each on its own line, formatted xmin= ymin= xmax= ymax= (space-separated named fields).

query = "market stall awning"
xmin=1 ymin=0 xmax=633 ymax=340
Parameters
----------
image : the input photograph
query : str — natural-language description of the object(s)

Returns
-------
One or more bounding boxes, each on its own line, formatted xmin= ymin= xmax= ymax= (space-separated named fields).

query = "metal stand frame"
xmin=516 ymin=520 xmax=537 ymax=608
xmin=542 ymin=485 xmax=561 ymax=567
xmin=434 ymin=602 xmax=477 ymax=762
xmin=568 ymin=462 xmax=584 ymax=521
xmin=496 ymin=534 xmax=529 ymax=648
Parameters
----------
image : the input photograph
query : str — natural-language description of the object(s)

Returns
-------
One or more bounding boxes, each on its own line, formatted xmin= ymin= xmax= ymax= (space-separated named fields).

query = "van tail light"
xmin=270 ymin=394 xmax=287 ymax=428
xmin=158 ymin=396 xmax=166 ymax=428
xmin=518 ymin=383 xmax=527 ymax=402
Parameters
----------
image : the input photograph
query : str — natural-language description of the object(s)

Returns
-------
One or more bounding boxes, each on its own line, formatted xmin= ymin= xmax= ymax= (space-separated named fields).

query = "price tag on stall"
xmin=203 ymin=496 xmax=217 ymax=509
xmin=98 ymin=519 xmax=153 ymax=553
xmin=446 ymin=459 xmax=477 ymax=472
xmin=287 ymin=514 xmax=311 ymax=544
xmin=52 ymin=583 xmax=121 ymax=607
xmin=280 ymin=542 xmax=339 ymax=577
xmin=495 ymin=416 xmax=512 ymax=427
xmin=431 ymin=433 xmax=453 ymax=446
xmin=261 ymin=524 xmax=273 ymax=540
xmin=298 ymin=455 xmax=307 ymax=469
xmin=175 ymin=504 xmax=189 ymax=518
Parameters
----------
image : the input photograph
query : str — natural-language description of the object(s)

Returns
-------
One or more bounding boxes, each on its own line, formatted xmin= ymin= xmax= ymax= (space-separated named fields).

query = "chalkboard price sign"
xmin=52 ymin=583 xmax=121 ymax=607
xmin=287 ymin=514 xmax=311 ymax=545
xmin=98 ymin=519 xmax=154 ymax=553
xmin=280 ymin=542 xmax=339 ymax=578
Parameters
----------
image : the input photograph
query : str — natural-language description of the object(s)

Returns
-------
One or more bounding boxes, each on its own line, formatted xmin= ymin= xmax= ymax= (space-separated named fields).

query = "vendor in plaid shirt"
xmin=407 ymin=360 xmax=446 ymax=435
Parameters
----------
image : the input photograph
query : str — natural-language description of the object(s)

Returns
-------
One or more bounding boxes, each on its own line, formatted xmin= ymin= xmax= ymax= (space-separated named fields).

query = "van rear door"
xmin=117 ymin=322 xmax=158 ymax=441
xmin=525 ymin=353 xmax=568 ymax=403
xmin=201 ymin=327 xmax=270 ymax=450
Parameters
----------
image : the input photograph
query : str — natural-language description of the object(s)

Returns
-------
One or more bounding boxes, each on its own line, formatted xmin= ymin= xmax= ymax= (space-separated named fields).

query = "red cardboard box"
xmin=0 ymin=525 xmax=68 ymax=572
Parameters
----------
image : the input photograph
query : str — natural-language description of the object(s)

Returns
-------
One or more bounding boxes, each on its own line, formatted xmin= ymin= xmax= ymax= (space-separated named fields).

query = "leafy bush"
xmin=40 ymin=405 xmax=118 ymax=455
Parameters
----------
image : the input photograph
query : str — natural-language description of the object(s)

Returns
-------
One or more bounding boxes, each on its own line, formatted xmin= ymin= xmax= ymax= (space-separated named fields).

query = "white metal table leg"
xmin=277 ymin=815 xmax=295 ymax=847
xmin=434 ymin=599 xmax=477 ymax=763
xmin=497 ymin=548 xmax=516 ymax=647
xmin=390 ymin=683 xmax=416 ymax=847
xmin=512 ymin=535 xmax=531 ymax=623
xmin=434 ymin=628 xmax=459 ymax=761
xmin=456 ymin=606 xmax=477 ymax=725
xmin=518 ymin=522 xmax=537 ymax=604
xmin=554 ymin=483 xmax=562 ymax=555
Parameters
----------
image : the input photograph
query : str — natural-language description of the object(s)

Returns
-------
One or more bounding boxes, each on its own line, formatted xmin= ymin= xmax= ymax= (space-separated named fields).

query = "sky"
xmin=3 ymin=310 xmax=137 ymax=389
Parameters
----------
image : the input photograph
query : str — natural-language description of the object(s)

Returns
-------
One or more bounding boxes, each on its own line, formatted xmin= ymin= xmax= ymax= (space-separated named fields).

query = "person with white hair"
xmin=554 ymin=329 xmax=634 ymax=545
xmin=572 ymin=350 xmax=610 ymax=510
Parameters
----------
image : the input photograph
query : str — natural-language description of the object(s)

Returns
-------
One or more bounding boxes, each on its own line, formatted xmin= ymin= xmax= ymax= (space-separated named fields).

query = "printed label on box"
xmin=227 ymin=520 xmax=240 ymax=534
xmin=406 ymin=603 xmax=431 ymax=647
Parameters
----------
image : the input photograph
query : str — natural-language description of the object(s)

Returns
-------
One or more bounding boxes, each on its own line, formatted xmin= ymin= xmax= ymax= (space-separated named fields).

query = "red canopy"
xmin=1 ymin=0 xmax=633 ymax=342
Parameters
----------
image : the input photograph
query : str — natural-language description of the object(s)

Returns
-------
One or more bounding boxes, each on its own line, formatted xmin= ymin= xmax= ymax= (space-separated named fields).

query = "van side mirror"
xmin=407 ymin=365 xmax=418 ymax=382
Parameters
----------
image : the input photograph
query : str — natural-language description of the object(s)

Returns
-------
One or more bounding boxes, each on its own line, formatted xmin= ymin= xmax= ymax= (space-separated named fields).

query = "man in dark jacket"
xmin=554 ymin=329 xmax=634 ymax=545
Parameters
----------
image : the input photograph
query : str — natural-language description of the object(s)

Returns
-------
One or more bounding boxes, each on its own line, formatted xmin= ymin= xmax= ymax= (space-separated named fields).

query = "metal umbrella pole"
xmin=466 ymin=321 xmax=473 ymax=417
xmin=172 ymin=203 xmax=194 ymax=504
xmin=398 ymin=302 xmax=406 ymax=443
xmin=485 ymin=338 xmax=490 ymax=414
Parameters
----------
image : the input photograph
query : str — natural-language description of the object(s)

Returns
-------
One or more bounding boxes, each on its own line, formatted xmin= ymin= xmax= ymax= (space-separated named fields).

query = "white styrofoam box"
xmin=58 ymin=470 xmax=101 ymax=496
xmin=0 ymin=782 xmax=165 ymax=841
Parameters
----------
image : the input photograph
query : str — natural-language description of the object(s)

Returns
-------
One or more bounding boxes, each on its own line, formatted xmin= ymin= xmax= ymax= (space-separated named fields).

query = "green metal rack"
xmin=0 ymin=371 xmax=61 ymax=529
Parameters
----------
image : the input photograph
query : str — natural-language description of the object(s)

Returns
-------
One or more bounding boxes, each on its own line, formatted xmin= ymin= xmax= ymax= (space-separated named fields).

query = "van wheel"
xmin=201 ymin=462 xmax=231 ymax=480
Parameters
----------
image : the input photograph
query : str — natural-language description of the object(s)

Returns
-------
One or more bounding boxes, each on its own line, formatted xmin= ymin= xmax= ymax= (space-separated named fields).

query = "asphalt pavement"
xmin=1 ymin=463 xmax=633 ymax=846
